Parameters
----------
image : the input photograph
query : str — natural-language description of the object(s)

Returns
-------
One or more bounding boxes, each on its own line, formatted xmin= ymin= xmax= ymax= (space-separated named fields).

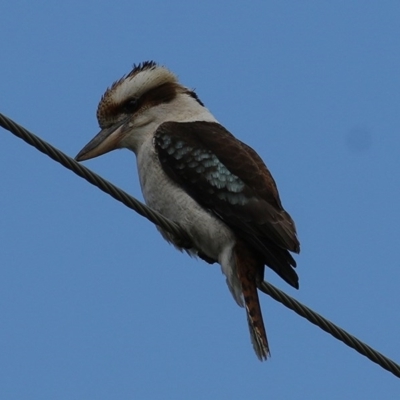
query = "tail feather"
xmin=234 ymin=241 xmax=269 ymax=360
xmin=246 ymin=310 xmax=269 ymax=360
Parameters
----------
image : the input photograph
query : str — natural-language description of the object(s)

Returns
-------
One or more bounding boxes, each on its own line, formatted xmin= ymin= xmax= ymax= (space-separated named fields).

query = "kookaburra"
xmin=75 ymin=61 xmax=300 ymax=360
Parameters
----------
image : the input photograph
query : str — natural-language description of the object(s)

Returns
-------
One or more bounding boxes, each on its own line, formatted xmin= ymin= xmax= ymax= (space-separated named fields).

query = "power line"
xmin=0 ymin=113 xmax=192 ymax=248
xmin=1 ymin=111 xmax=399 ymax=379
xmin=258 ymin=282 xmax=399 ymax=377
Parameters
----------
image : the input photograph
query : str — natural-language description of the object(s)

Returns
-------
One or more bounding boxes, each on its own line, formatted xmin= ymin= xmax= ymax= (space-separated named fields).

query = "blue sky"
xmin=1 ymin=1 xmax=400 ymax=399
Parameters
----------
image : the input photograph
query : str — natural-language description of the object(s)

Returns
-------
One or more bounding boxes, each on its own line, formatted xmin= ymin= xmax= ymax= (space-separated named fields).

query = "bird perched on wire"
xmin=75 ymin=61 xmax=300 ymax=360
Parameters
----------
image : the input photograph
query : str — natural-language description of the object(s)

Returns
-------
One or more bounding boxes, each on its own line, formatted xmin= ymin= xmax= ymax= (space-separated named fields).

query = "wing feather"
xmin=154 ymin=121 xmax=300 ymax=288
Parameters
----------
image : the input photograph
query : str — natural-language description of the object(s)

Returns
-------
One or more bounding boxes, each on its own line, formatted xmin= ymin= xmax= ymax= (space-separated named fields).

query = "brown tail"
xmin=234 ymin=241 xmax=270 ymax=360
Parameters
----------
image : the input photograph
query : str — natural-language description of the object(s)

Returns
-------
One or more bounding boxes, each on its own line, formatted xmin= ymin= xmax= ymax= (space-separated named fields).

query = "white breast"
xmin=136 ymin=136 xmax=243 ymax=305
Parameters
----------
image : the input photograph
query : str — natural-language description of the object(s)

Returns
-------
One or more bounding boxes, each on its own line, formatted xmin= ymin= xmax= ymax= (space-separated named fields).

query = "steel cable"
xmin=1 ymin=111 xmax=399 ymax=379
xmin=0 ymin=113 xmax=192 ymax=247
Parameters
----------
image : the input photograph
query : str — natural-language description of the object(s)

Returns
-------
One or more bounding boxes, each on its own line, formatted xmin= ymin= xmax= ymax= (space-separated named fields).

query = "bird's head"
xmin=75 ymin=61 xmax=209 ymax=161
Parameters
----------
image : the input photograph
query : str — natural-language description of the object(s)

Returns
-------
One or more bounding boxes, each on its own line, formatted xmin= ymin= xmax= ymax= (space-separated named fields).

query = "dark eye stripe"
xmin=122 ymin=98 xmax=138 ymax=113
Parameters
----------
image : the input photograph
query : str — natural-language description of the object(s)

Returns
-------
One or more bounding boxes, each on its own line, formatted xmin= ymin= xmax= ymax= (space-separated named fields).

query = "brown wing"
xmin=154 ymin=121 xmax=300 ymax=288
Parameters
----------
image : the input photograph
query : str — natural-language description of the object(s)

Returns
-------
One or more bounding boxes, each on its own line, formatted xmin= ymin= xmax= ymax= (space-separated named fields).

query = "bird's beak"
xmin=75 ymin=118 xmax=128 ymax=162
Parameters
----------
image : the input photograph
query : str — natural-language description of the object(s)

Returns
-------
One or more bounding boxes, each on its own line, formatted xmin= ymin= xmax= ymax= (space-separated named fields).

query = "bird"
xmin=75 ymin=61 xmax=300 ymax=360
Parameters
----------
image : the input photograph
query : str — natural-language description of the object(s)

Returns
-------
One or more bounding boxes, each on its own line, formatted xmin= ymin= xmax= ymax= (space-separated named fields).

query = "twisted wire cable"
xmin=258 ymin=282 xmax=400 ymax=378
xmin=0 ymin=113 xmax=192 ymax=248
xmin=1 ymin=111 xmax=399 ymax=379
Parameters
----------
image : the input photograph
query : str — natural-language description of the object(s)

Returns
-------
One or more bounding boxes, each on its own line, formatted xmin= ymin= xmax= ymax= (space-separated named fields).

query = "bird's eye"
xmin=123 ymin=98 xmax=138 ymax=113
